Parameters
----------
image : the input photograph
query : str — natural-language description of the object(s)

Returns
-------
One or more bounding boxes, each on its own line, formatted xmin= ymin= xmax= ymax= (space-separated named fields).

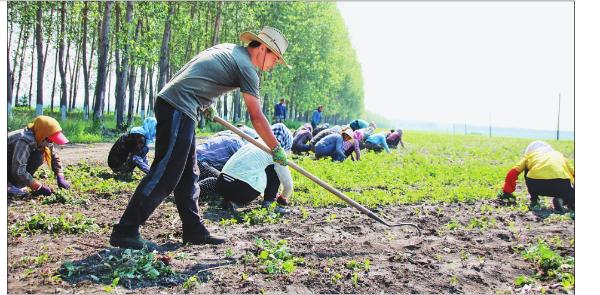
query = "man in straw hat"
xmin=110 ymin=26 xmax=292 ymax=250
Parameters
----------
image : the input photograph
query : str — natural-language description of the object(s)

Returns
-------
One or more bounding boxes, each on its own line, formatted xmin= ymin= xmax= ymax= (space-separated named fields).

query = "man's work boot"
xmin=182 ymin=231 xmax=226 ymax=245
xmin=109 ymin=224 xmax=158 ymax=251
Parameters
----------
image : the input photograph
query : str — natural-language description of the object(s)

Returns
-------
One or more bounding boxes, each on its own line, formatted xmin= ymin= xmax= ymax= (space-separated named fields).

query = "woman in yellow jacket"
xmin=500 ymin=141 xmax=574 ymax=212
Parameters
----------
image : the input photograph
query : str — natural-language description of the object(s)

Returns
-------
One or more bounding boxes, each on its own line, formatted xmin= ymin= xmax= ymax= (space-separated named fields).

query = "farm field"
xmin=7 ymin=131 xmax=575 ymax=294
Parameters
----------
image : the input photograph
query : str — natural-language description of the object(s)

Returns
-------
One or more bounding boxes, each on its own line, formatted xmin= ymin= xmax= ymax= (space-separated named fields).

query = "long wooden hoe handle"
xmin=213 ymin=116 xmax=421 ymax=236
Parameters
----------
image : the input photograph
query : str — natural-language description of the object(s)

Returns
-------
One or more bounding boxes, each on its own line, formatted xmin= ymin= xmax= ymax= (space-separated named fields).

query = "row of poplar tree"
xmin=7 ymin=1 xmax=364 ymax=130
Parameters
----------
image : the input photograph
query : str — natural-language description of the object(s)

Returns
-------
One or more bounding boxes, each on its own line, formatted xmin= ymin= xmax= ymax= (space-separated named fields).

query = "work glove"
xmin=203 ymin=106 xmax=217 ymax=122
xmin=132 ymin=155 xmax=151 ymax=174
xmin=32 ymin=184 xmax=53 ymax=196
xmin=57 ymin=175 xmax=71 ymax=190
xmin=272 ymin=144 xmax=288 ymax=166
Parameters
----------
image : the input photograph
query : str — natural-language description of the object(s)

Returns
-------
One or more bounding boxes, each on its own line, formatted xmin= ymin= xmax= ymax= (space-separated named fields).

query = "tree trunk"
xmin=58 ymin=2 xmax=68 ymax=120
xmin=69 ymin=42 xmax=82 ymax=111
xmin=147 ymin=65 xmax=154 ymax=116
xmin=35 ymin=2 xmax=45 ymax=115
xmin=82 ymin=1 xmax=90 ymax=120
xmin=157 ymin=2 xmax=175 ymax=93
xmin=50 ymin=47 xmax=58 ymax=113
xmin=14 ymin=29 xmax=30 ymax=106
xmin=28 ymin=41 xmax=35 ymax=109
xmin=212 ymin=1 xmax=224 ymax=46
xmin=93 ymin=1 xmax=113 ymax=123
xmin=184 ymin=2 xmax=198 ymax=62
xmin=10 ymin=25 xmax=24 ymax=93
xmin=42 ymin=6 xmax=55 ymax=68
xmin=127 ymin=14 xmax=141 ymax=126
xmin=8 ymin=51 xmax=14 ymax=118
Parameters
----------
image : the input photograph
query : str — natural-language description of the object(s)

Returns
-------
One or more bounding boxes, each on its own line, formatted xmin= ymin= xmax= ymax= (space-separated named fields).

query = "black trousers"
xmin=8 ymin=150 xmax=44 ymax=188
xmin=118 ymin=98 xmax=208 ymax=236
xmin=525 ymin=175 xmax=575 ymax=210
xmin=216 ymin=165 xmax=280 ymax=206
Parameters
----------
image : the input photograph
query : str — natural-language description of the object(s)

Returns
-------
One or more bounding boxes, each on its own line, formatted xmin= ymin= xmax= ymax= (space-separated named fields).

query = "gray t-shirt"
xmin=158 ymin=44 xmax=260 ymax=122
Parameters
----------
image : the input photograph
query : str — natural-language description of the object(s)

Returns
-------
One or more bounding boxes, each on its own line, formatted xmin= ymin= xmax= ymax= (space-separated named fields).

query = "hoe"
xmin=214 ymin=116 xmax=422 ymax=237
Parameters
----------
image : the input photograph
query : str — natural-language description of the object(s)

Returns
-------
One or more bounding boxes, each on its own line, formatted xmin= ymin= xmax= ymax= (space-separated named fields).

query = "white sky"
xmin=337 ymin=1 xmax=574 ymax=131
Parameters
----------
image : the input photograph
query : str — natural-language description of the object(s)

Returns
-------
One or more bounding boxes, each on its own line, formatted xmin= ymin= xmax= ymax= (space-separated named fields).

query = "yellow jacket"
xmin=513 ymin=150 xmax=574 ymax=183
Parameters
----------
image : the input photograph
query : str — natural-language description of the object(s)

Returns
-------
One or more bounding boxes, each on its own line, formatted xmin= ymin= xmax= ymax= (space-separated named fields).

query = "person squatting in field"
xmin=291 ymin=123 xmax=313 ymax=155
xmin=7 ymin=116 xmax=70 ymax=197
xmin=314 ymin=128 xmax=355 ymax=162
xmin=309 ymin=125 xmax=342 ymax=151
xmin=107 ymin=117 xmax=157 ymax=175
xmin=195 ymin=133 xmax=246 ymax=187
xmin=499 ymin=141 xmax=575 ymax=212
xmin=342 ymin=126 xmax=364 ymax=161
xmin=109 ymin=26 xmax=292 ymax=250
xmin=386 ymin=128 xmax=405 ymax=148
xmin=198 ymin=123 xmax=293 ymax=213
xmin=364 ymin=132 xmax=392 ymax=153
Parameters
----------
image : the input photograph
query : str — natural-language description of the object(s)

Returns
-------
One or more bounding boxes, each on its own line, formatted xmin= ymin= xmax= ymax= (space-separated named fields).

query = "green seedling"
xmin=325 ymin=213 xmax=337 ymax=223
xmin=243 ymin=238 xmax=304 ymax=275
xmin=224 ymin=248 xmax=234 ymax=259
xmin=514 ymin=275 xmax=535 ymax=287
xmin=11 ymin=212 xmax=99 ymax=237
xmin=182 ymin=275 xmax=200 ymax=292
xmin=445 ymin=219 xmax=461 ymax=230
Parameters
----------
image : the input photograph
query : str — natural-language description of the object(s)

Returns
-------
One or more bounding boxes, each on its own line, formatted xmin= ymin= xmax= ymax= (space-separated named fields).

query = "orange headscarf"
xmin=26 ymin=116 xmax=63 ymax=169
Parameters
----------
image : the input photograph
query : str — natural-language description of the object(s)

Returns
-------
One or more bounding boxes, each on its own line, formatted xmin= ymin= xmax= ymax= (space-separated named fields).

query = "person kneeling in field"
xmin=291 ymin=124 xmax=313 ymax=155
xmin=107 ymin=117 xmax=157 ymax=175
xmin=8 ymin=116 xmax=70 ymax=197
xmin=195 ymin=134 xmax=246 ymax=196
xmin=314 ymin=128 xmax=354 ymax=162
xmin=343 ymin=127 xmax=364 ymax=161
xmin=386 ymin=128 xmax=405 ymax=149
xmin=198 ymin=123 xmax=293 ymax=211
xmin=499 ymin=141 xmax=574 ymax=212
xmin=364 ymin=132 xmax=392 ymax=153
xmin=309 ymin=125 xmax=342 ymax=151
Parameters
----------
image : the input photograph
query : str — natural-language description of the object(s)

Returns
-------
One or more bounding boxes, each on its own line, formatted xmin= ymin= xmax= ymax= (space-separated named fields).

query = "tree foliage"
xmin=8 ymin=1 xmax=363 ymax=125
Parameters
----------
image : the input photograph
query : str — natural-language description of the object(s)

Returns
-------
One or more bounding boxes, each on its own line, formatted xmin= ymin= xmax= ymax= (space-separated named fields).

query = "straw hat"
xmin=240 ymin=26 xmax=292 ymax=69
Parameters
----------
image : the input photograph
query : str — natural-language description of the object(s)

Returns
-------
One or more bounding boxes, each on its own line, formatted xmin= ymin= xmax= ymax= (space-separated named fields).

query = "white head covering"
xmin=524 ymin=140 xmax=554 ymax=155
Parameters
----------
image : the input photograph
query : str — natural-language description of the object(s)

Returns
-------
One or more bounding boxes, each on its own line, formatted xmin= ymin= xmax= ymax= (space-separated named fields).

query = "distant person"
xmin=499 ymin=141 xmax=574 ymax=212
xmin=199 ymin=124 xmax=293 ymax=210
xmin=311 ymin=105 xmax=324 ymax=130
xmin=314 ymin=129 xmax=354 ymax=162
xmin=364 ymin=132 xmax=391 ymax=153
xmin=8 ymin=116 xmax=70 ymax=197
xmin=291 ymin=124 xmax=312 ymax=155
xmin=108 ymin=117 xmax=158 ymax=175
xmin=274 ymin=98 xmax=287 ymax=123
xmin=386 ymin=128 xmax=405 ymax=148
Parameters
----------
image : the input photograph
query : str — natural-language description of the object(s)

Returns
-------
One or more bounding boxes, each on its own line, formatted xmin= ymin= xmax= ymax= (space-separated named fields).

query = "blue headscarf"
xmin=129 ymin=117 xmax=157 ymax=145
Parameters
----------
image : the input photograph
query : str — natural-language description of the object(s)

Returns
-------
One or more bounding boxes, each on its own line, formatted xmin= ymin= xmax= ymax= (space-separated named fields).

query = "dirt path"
xmin=7 ymin=142 xmax=575 ymax=294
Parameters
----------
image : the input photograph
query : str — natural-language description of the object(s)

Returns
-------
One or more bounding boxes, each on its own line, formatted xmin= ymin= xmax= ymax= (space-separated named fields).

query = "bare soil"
xmin=7 ymin=143 xmax=575 ymax=294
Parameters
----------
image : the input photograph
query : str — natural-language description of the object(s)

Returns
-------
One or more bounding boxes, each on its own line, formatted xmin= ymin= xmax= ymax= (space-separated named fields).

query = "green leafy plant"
xmin=182 ymin=275 xmax=200 ymax=292
xmin=240 ymin=202 xmax=283 ymax=225
xmin=514 ymin=275 xmax=535 ymax=287
xmin=445 ymin=219 xmax=461 ymax=230
xmin=242 ymin=238 xmax=304 ymax=275
xmin=11 ymin=212 xmax=99 ymax=236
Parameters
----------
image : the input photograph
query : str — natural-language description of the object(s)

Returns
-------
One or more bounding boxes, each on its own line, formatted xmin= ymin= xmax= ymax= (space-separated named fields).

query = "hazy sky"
xmin=337 ymin=1 xmax=574 ymax=131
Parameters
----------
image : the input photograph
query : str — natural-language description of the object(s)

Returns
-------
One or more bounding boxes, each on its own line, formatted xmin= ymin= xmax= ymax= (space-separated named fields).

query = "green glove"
xmin=272 ymin=144 xmax=288 ymax=166
xmin=203 ymin=106 xmax=217 ymax=122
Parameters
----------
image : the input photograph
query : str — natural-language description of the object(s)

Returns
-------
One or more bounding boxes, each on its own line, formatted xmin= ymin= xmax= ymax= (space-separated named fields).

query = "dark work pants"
xmin=118 ymin=98 xmax=208 ymax=236
xmin=216 ymin=165 xmax=280 ymax=205
xmin=525 ymin=175 xmax=575 ymax=210
xmin=8 ymin=150 xmax=44 ymax=188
